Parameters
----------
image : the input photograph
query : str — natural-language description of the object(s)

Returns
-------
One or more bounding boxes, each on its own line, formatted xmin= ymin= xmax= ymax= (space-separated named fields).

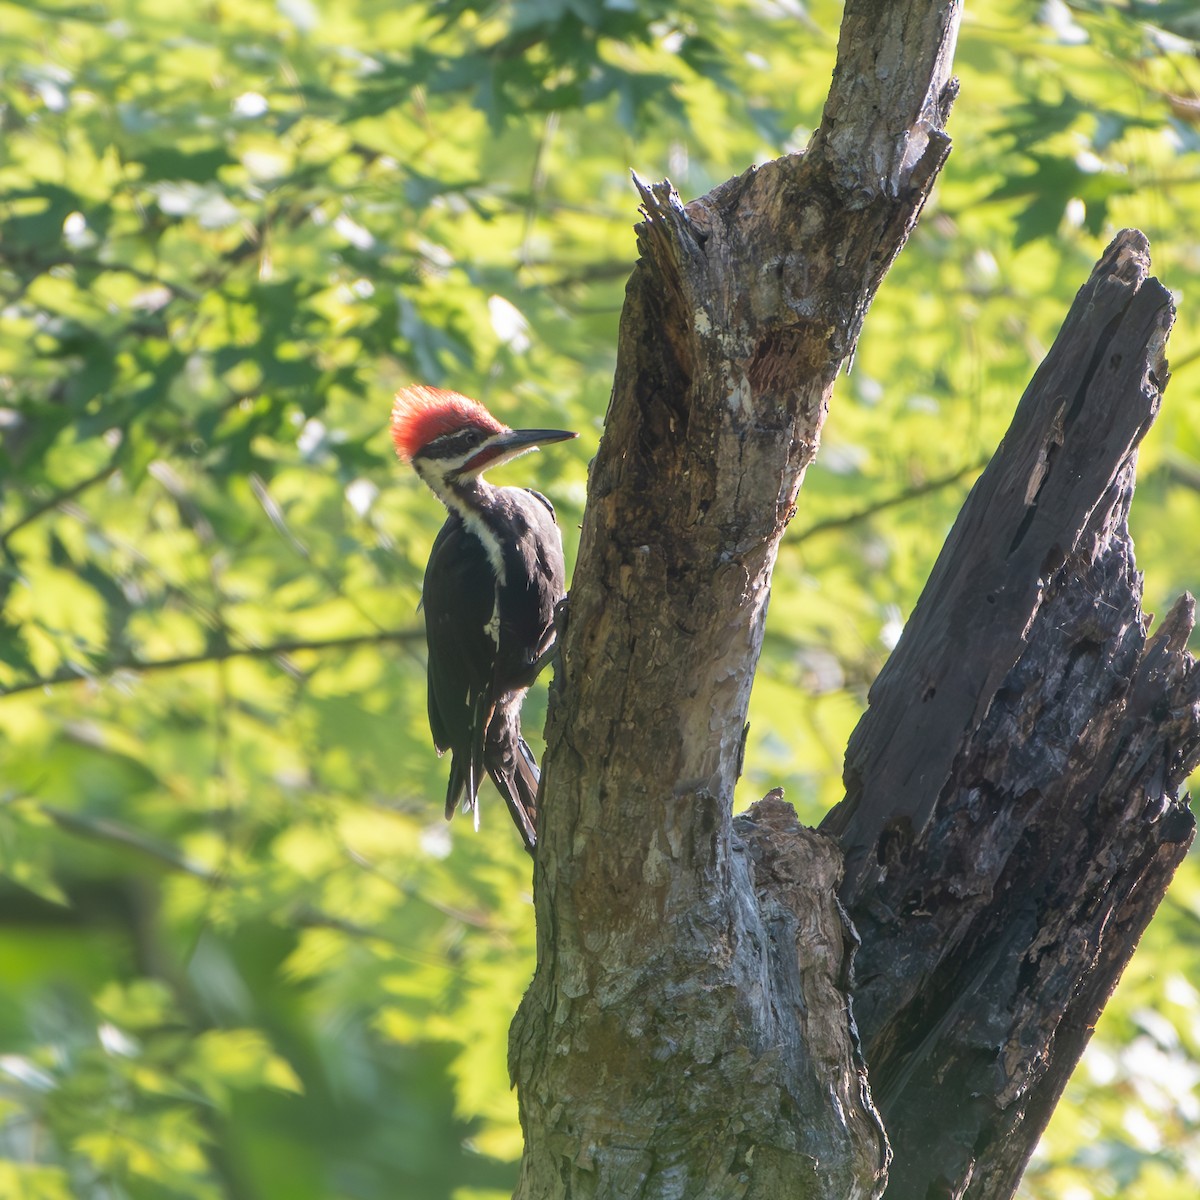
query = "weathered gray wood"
xmin=509 ymin=2 xmax=963 ymax=1197
xmin=822 ymin=230 xmax=1200 ymax=1200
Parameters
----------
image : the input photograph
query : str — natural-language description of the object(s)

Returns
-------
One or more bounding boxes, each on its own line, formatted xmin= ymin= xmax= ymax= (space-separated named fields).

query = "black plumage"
xmin=422 ymin=482 xmax=565 ymax=850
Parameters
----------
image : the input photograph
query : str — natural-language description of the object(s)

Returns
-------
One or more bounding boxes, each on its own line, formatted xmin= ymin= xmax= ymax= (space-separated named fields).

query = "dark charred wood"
xmin=823 ymin=230 xmax=1200 ymax=1200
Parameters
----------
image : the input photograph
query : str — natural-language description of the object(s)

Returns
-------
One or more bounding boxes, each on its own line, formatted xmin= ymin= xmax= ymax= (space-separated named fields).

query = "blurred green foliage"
xmin=0 ymin=0 xmax=1199 ymax=1196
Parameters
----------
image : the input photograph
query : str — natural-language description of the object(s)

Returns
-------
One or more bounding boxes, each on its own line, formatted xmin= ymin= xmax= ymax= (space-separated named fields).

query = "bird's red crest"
xmin=391 ymin=385 xmax=505 ymax=462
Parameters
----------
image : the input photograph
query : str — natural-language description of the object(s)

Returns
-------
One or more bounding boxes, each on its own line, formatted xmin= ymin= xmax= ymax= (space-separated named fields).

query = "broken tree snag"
xmin=733 ymin=793 xmax=888 ymax=1185
xmin=512 ymin=2 xmax=962 ymax=1197
xmin=822 ymin=230 xmax=1200 ymax=1200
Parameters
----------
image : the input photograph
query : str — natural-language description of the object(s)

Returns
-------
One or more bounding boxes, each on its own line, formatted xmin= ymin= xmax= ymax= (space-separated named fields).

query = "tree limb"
xmin=0 ymin=629 xmax=424 ymax=699
xmin=792 ymin=459 xmax=986 ymax=545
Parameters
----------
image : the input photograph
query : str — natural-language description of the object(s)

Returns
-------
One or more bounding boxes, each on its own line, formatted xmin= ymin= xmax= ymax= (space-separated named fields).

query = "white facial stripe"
xmin=416 ymin=433 xmax=540 ymax=481
xmin=461 ymin=442 xmax=539 ymax=475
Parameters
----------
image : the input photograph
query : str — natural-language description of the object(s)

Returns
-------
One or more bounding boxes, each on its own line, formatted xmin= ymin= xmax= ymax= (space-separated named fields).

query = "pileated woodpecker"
xmin=391 ymin=385 xmax=575 ymax=852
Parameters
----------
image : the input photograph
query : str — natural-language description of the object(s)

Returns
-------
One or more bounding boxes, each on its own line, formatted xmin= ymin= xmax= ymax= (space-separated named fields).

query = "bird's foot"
xmin=553 ymin=594 xmax=570 ymax=641
xmin=531 ymin=595 xmax=570 ymax=678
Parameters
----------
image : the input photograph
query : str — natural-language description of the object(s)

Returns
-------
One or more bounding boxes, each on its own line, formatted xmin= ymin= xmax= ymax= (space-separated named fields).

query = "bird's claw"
xmin=531 ymin=595 xmax=570 ymax=678
xmin=553 ymin=594 xmax=570 ymax=641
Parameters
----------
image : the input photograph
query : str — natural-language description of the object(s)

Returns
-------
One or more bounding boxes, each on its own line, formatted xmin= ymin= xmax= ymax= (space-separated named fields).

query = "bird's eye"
xmin=430 ymin=428 xmax=484 ymax=457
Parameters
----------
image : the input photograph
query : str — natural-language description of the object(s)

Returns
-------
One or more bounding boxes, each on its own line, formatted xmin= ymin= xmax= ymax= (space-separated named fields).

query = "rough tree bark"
xmin=508 ymin=1 xmax=1200 ymax=1198
xmin=511 ymin=1 xmax=958 ymax=1196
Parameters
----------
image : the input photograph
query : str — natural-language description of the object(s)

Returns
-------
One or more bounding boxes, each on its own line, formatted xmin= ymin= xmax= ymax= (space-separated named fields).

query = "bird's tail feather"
xmin=485 ymin=706 xmax=539 ymax=854
xmin=445 ymin=692 xmax=491 ymax=823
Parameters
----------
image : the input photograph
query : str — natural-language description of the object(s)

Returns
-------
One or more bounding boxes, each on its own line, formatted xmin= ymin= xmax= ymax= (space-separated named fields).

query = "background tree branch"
xmin=0 ymin=630 xmax=424 ymax=698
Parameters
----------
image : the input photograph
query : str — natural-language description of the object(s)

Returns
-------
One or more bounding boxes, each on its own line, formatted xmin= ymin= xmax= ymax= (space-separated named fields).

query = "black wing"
xmin=422 ymin=514 xmax=498 ymax=814
xmin=492 ymin=488 xmax=566 ymax=691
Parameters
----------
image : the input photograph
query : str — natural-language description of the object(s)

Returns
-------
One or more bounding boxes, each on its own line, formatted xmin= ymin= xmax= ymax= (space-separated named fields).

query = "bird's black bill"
xmin=463 ymin=427 xmax=577 ymax=473
xmin=499 ymin=428 xmax=577 ymax=450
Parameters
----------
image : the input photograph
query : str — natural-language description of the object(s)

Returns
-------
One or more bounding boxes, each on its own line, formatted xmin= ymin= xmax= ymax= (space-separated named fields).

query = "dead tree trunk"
xmin=508 ymin=1 xmax=1199 ymax=1197
xmin=822 ymin=230 xmax=1200 ymax=1200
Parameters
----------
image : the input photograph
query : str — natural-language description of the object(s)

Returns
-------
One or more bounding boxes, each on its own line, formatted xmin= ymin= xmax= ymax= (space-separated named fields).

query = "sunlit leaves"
xmin=0 ymin=977 xmax=298 ymax=1199
xmin=1 ymin=0 xmax=1199 ymax=1196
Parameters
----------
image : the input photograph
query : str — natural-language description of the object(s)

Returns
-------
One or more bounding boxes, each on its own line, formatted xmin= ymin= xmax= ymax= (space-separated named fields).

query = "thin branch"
xmin=1166 ymin=343 xmax=1200 ymax=375
xmin=519 ymin=259 xmax=636 ymax=289
xmin=0 ymin=246 xmax=200 ymax=303
xmin=0 ymin=386 xmax=256 ymax=557
xmin=35 ymin=802 xmax=217 ymax=879
xmin=0 ymin=629 xmax=424 ymax=699
xmin=0 ymin=453 xmax=122 ymax=553
xmin=519 ymin=111 xmax=560 ymax=269
xmin=341 ymin=841 xmax=497 ymax=930
xmin=19 ymin=797 xmax=442 ymax=953
xmin=791 ymin=458 xmax=986 ymax=544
